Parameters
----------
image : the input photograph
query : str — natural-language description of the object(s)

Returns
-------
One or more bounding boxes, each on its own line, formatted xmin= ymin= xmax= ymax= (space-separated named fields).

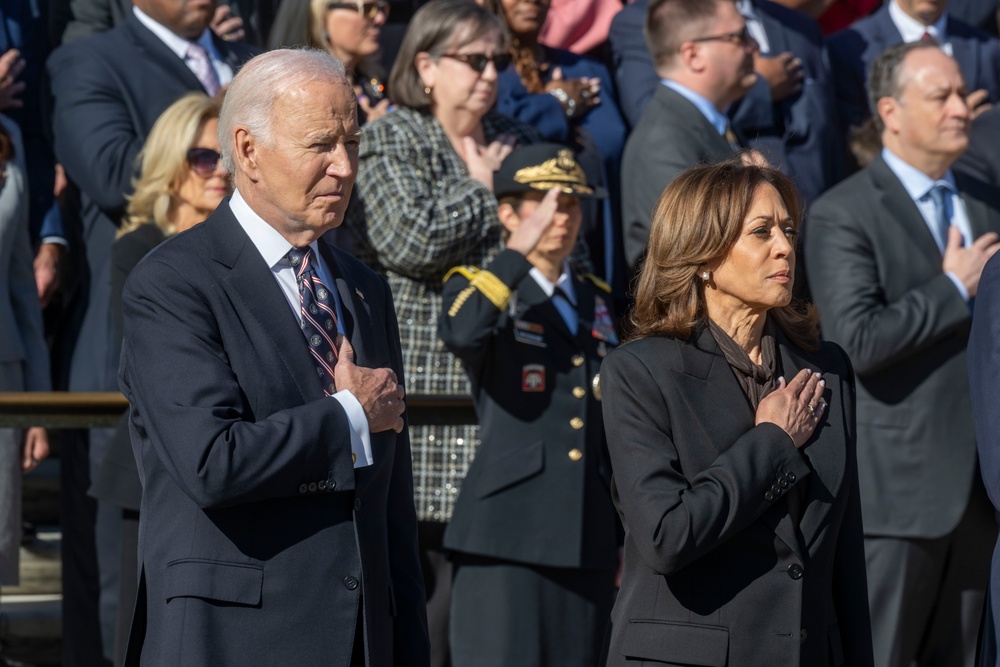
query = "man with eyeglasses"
xmin=45 ymin=2 xmax=257 ymax=664
xmin=620 ymin=0 xmax=757 ymax=272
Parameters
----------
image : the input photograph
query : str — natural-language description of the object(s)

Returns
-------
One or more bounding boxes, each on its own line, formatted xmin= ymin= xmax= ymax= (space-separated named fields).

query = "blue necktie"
xmin=288 ymin=247 xmax=339 ymax=395
xmin=927 ymin=182 xmax=953 ymax=252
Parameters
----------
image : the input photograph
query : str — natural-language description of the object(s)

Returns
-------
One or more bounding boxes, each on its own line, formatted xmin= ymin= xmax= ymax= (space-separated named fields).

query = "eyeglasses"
xmin=690 ymin=26 xmax=752 ymax=47
xmin=326 ymin=1 xmax=389 ymax=19
xmin=187 ymin=147 xmax=222 ymax=177
xmin=439 ymin=52 xmax=512 ymax=74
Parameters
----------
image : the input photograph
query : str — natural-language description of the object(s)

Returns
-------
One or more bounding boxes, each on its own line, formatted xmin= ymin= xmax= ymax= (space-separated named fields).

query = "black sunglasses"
xmin=187 ymin=147 xmax=222 ymax=177
xmin=326 ymin=1 xmax=389 ymax=19
xmin=690 ymin=26 xmax=752 ymax=47
xmin=439 ymin=52 xmax=513 ymax=74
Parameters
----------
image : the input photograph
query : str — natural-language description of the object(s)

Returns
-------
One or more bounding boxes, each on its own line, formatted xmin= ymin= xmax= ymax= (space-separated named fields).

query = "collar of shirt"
xmin=229 ymin=189 xmax=341 ymax=322
xmin=132 ymin=6 xmax=233 ymax=85
xmin=661 ymin=80 xmax=730 ymax=136
xmin=888 ymin=0 xmax=949 ymax=45
xmin=881 ymin=147 xmax=956 ymax=201
xmin=735 ymin=0 xmax=771 ymax=55
xmin=530 ymin=262 xmax=578 ymax=334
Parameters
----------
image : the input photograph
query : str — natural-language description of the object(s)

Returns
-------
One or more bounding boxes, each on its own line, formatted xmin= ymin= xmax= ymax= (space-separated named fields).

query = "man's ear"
xmin=233 ymin=127 xmax=259 ymax=180
xmin=677 ymin=41 xmax=703 ymax=74
xmin=877 ymin=96 xmax=899 ymax=135
xmin=497 ymin=202 xmax=522 ymax=236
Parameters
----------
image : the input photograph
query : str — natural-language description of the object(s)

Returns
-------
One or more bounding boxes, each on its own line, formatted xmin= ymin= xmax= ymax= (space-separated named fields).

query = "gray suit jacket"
xmin=805 ymin=155 xmax=1000 ymax=538
xmin=621 ymin=85 xmax=736 ymax=271
xmin=120 ymin=202 xmax=429 ymax=665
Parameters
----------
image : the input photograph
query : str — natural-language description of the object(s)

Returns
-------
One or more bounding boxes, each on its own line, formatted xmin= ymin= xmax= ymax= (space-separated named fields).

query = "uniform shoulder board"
xmin=582 ymin=273 xmax=611 ymax=293
xmin=442 ymin=265 xmax=480 ymax=284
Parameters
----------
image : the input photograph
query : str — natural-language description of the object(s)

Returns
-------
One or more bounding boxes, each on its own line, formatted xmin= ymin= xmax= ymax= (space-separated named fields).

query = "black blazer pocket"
xmin=475 ymin=439 xmax=545 ymax=499
xmin=622 ymin=620 xmax=729 ymax=666
xmin=164 ymin=559 xmax=263 ymax=606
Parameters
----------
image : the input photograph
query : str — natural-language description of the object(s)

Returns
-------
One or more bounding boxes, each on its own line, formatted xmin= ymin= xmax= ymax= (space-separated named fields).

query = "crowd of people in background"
xmin=3 ymin=0 xmax=1000 ymax=664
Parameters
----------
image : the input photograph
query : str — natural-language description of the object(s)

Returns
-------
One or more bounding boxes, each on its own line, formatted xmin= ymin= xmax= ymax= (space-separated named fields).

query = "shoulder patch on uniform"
xmin=582 ymin=273 xmax=611 ymax=293
xmin=443 ymin=265 xmax=479 ymax=284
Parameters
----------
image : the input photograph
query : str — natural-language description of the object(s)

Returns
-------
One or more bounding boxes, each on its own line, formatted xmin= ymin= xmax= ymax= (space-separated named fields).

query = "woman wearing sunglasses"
xmin=88 ymin=91 xmax=229 ymax=666
xmin=485 ymin=0 xmax=627 ymax=301
xmin=269 ymin=0 xmax=391 ymax=124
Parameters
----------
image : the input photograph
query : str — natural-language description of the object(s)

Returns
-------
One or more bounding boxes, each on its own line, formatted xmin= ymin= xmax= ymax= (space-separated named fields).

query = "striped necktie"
xmin=186 ymin=42 xmax=221 ymax=96
xmin=288 ymin=246 xmax=339 ymax=395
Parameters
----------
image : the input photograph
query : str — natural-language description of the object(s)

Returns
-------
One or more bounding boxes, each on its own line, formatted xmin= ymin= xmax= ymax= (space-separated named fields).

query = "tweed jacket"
xmin=346 ymin=108 xmax=541 ymax=521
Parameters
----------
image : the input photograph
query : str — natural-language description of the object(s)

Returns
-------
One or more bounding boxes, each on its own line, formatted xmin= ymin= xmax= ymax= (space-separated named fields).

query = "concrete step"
xmin=1 ymin=530 xmax=62 ymax=666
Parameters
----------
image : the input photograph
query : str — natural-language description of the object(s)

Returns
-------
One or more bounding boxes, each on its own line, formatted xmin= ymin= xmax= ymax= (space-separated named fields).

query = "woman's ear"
xmin=498 ymin=201 xmax=521 ymax=236
xmin=415 ymin=52 xmax=436 ymax=91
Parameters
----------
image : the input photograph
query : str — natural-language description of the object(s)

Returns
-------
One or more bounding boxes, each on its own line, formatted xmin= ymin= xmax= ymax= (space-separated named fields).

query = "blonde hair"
xmin=120 ymin=93 xmax=223 ymax=238
xmin=629 ymin=160 xmax=818 ymax=349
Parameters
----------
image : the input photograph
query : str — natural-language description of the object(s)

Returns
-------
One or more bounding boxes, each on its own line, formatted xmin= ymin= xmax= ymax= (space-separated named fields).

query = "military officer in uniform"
xmin=438 ymin=144 xmax=621 ymax=667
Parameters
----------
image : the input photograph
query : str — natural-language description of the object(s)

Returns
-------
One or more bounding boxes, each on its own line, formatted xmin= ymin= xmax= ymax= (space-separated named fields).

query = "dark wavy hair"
xmin=629 ymin=160 xmax=818 ymax=350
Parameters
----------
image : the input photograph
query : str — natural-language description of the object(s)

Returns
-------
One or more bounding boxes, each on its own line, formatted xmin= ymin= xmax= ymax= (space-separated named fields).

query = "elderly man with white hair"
xmin=117 ymin=48 xmax=429 ymax=667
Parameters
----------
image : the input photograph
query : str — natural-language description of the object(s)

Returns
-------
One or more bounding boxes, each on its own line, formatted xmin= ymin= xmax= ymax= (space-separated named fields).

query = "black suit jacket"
xmin=957 ymin=105 xmax=1000 ymax=184
xmin=118 ymin=203 xmax=430 ymax=665
xmin=47 ymin=14 xmax=257 ymax=396
xmin=609 ymin=0 xmax=843 ymax=204
xmin=621 ymin=85 xmax=736 ymax=271
xmin=438 ymin=249 xmax=619 ymax=570
xmin=601 ymin=327 xmax=873 ymax=666
xmin=806 ymin=155 xmax=1000 ymax=538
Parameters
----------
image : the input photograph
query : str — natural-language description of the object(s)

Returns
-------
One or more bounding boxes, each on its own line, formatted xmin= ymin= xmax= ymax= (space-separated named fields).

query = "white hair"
xmin=218 ymin=48 xmax=350 ymax=174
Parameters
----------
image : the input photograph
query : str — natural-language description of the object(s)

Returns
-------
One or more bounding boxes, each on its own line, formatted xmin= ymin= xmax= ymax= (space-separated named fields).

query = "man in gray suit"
xmin=621 ymin=0 xmax=754 ymax=271
xmin=806 ymin=41 xmax=1000 ymax=667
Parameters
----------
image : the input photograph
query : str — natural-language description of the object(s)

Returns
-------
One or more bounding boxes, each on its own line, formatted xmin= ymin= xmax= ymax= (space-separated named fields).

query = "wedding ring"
xmin=807 ymin=401 xmax=816 ymax=413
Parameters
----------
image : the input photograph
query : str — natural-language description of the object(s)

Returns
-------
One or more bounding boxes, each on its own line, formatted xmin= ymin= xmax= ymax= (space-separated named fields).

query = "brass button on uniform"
xmin=572 ymin=355 xmax=584 ymax=367
xmin=572 ymin=386 xmax=586 ymax=398
xmin=570 ymin=417 xmax=584 ymax=430
xmin=568 ymin=449 xmax=583 ymax=461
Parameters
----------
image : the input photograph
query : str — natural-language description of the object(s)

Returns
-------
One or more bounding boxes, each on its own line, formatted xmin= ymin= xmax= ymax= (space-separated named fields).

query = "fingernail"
xmin=813 ymin=371 xmax=822 ymax=378
xmin=819 ymin=379 xmax=825 ymax=387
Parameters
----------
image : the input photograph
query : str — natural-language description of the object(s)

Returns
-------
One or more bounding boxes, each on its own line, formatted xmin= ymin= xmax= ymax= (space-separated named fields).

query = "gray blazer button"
xmin=344 ymin=576 xmax=360 ymax=590
xmin=328 ymin=480 xmax=336 ymax=491
xmin=779 ymin=478 xmax=789 ymax=489
xmin=787 ymin=564 xmax=804 ymax=580
xmin=298 ymin=483 xmax=308 ymax=494
xmin=800 ymin=628 xmax=808 ymax=643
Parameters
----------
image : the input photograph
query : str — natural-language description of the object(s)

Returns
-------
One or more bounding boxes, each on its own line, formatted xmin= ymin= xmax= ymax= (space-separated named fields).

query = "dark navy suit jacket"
xmin=608 ymin=0 xmax=843 ymax=203
xmin=119 ymin=203 xmax=430 ymax=665
xmin=828 ymin=4 xmax=1000 ymax=130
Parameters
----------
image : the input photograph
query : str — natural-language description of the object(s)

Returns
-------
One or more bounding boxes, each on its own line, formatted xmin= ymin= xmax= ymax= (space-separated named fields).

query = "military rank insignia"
xmin=522 ymin=364 xmax=545 ymax=392
xmin=514 ymin=319 xmax=547 ymax=347
xmin=591 ymin=297 xmax=619 ymax=345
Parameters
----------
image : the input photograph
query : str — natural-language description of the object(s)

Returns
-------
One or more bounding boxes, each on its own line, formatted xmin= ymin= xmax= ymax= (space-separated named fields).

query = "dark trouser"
xmin=866 ymin=480 xmax=997 ymax=667
xmin=419 ymin=521 xmax=452 ymax=667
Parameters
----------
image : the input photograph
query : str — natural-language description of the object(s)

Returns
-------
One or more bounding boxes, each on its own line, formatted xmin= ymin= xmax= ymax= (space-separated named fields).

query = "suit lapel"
xmin=317 ymin=238 xmax=379 ymax=369
xmin=870 ymin=157 xmax=944 ymax=264
xmin=124 ymin=14 xmax=205 ymax=92
xmin=208 ymin=205 xmax=324 ymax=403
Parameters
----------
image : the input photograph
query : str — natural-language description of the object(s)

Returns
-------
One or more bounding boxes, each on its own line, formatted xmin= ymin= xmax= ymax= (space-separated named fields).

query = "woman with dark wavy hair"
xmin=601 ymin=160 xmax=874 ymax=666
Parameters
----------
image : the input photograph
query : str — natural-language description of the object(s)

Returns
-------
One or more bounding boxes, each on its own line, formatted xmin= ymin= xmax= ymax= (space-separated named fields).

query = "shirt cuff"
xmin=40 ymin=236 xmax=69 ymax=247
xmin=945 ymin=271 xmax=970 ymax=302
xmin=332 ymin=390 xmax=373 ymax=468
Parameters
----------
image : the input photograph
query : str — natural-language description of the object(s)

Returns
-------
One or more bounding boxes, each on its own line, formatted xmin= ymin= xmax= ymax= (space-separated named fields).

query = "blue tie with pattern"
xmin=288 ymin=246 xmax=339 ymax=396
xmin=928 ymin=182 xmax=953 ymax=252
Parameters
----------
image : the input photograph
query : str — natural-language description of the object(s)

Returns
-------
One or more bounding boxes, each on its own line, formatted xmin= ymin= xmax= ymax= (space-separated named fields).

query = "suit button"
xmin=318 ymin=480 xmax=327 ymax=491
xmin=572 ymin=355 xmax=584 ymax=367
xmin=765 ymin=491 xmax=774 ymax=502
xmin=568 ymin=449 xmax=583 ymax=461
xmin=329 ymin=480 xmax=336 ymax=490
xmin=354 ymin=498 xmax=362 ymax=511
xmin=800 ymin=628 xmax=808 ymax=643
xmin=308 ymin=482 xmax=317 ymax=492
xmin=344 ymin=576 xmax=359 ymax=590
xmin=786 ymin=472 xmax=796 ymax=484
xmin=572 ymin=387 xmax=586 ymax=399
xmin=779 ymin=478 xmax=789 ymax=489
xmin=299 ymin=483 xmax=308 ymax=494
xmin=787 ymin=564 xmax=804 ymax=580
xmin=570 ymin=417 xmax=584 ymax=430
xmin=771 ymin=484 xmax=781 ymax=495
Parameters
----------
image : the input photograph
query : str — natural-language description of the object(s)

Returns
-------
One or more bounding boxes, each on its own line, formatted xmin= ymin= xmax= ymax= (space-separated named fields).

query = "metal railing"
xmin=0 ymin=392 xmax=476 ymax=429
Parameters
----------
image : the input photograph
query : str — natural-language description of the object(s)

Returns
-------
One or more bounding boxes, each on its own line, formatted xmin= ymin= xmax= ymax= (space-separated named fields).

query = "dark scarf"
xmin=708 ymin=318 xmax=780 ymax=411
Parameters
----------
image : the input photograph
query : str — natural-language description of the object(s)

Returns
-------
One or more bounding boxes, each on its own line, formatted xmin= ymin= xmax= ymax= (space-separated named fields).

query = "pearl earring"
xmin=701 ymin=271 xmax=709 ymax=281
xmin=424 ymin=86 xmax=432 ymax=95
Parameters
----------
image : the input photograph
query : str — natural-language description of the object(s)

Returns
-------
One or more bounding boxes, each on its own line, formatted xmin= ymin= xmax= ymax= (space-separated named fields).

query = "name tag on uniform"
xmin=514 ymin=319 xmax=547 ymax=347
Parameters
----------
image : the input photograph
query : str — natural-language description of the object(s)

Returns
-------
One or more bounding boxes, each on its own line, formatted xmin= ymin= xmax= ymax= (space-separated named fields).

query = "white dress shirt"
xmin=736 ymin=0 xmax=771 ymax=55
xmin=132 ymin=6 xmax=234 ymax=88
xmin=529 ymin=262 xmax=578 ymax=334
xmin=229 ymin=189 xmax=373 ymax=468
xmin=888 ymin=0 xmax=953 ymax=56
